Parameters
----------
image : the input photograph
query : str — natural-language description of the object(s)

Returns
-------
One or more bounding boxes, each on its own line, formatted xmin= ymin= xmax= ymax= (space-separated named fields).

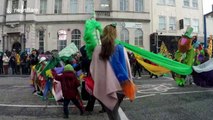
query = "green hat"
xmin=64 ymin=64 xmax=74 ymax=72
xmin=183 ymin=27 xmax=193 ymax=39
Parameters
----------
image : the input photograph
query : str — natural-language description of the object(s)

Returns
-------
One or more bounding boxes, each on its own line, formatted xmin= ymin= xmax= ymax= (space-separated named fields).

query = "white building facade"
xmin=0 ymin=0 xmax=151 ymax=53
xmin=150 ymin=0 xmax=204 ymax=53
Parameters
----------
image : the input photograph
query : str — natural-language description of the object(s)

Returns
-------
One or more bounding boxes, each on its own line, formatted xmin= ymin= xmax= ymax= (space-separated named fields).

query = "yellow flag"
xmin=208 ymin=35 xmax=212 ymax=58
xmin=159 ymin=41 xmax=172 ymax=59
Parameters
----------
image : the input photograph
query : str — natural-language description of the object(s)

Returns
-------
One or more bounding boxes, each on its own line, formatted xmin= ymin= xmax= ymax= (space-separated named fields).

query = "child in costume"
xmin=174 ymin=27 xmax=195 ymax=86
xmin=52 ymin=64 xmax=84 ymax=118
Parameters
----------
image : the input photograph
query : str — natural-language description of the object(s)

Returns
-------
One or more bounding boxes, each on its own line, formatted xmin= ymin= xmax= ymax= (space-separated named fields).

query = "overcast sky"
xmin=203 ymin=0 xmax=213 ymax=14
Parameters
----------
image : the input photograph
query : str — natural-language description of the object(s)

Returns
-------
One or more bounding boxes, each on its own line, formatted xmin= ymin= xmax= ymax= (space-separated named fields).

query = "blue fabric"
xmin=109 ymin=45 xmax=129 ymax=83
xmin=43 ymin=78 xmax=52 ymax=100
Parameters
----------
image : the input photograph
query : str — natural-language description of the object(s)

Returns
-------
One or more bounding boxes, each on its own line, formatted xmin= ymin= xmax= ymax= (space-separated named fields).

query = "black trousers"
xmin=101 ymin=93 xmax=125 ymax=120
xmin=63 ymin=98 xmax=83 ymax=116
xmin=85 ymin=95 xmax=96 ymax=111
xmin=85 ymin=95 xmax=105 ymax=112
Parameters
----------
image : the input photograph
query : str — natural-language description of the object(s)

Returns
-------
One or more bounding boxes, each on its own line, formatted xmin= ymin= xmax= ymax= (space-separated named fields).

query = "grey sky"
xmin=203 ymin=0 xmax=213 ymax=14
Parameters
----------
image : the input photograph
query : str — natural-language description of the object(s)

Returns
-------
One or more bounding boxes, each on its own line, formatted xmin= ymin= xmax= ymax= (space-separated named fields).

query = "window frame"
xmin=134 ymin=29 xmax=143 ymax=47
xmin=158 ymin=0 xmax=166 ymax=5
xmin=57 ymin=30 xmax=67 ymax=51
xmin=192 ymin=19 xmax=199 ymax=33
xmin=100 ymin=0 xmax=110 ymax=11
xmin=120 ymin=0 xmax=128 ymax=11
xmin=71 ymin=29 xmax=81 ymax=49
xmin=159 ymin=16 xmax=166 ymax=31
xmin=184 ymin=18 xmax=191 ymax=28
xmin=120 ymin=28 xmax=129 ymax=43
xmin=169 ymin=17 xmax=176 ymax=31
xmin=85 ymin=0 xmax=94 ymax=13
xmin=39 ymin=30 xmax=45 ymax=53
xmin=70 ymin=0 xmax=78 ymax=13
xmin=40 ymin=0 xmax=47 ymax=14
xmin=12 ymin=0 xmax=19 ymax=13
xmin=167 ymin=0 xmax=176 ymax=6
xmin=54 ymin=0 xmax=62 ymax=14
xmin=135 ymin=0 xmax=143 ymax=12
xmin=192 ymin=0 xmax=198 ymax=8
xmin=183 ymin=0 xmax=190 ymax=7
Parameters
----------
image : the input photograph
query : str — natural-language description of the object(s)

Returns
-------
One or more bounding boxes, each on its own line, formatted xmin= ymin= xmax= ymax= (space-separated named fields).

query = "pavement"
xmin=0 ymin=75 xmax=213 ymax=120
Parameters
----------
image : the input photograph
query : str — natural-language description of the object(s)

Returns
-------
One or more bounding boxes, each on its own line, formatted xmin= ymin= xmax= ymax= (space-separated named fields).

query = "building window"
xmin=135 ymin=0 xmax=143 ymax=12
xmin=192 ymin=0 xmax=198 ymax=8
xmin=159 ymin=16 xmax=166 ymax=30
xmin=168 ymin=0 xmax=175 ymax=6
xmin=12 ymin=0 xmax=19 ymax=13
xmin=184 ymin=18 xmax=191 ymax=28
xmin=54 ymin=0 xmax=62 ymax=14
xmin=158 ymin=0 xmax=166 ymax=5
xmin=192 ymin=19 xmax=199 ymax=33
xmin=169 ymin=17 xmax=176 ymax=31
xmin=70 ymin=0 xmax=78 ymax=13
xmin=23 ymin=0 xmax=27 ymax=9
xmin=85 ymin=0 xmax=94 ymax=13
xmin=120 ymin=29 xmax=129 ymax=43
xmin=135 ymin=29 xmax=143 ymax=47
xmin=40 ymin=0 xmax=47 ymax=14
xmin=39 ymin=31 xmax=45 ymax=53
xmin=58 ymin=30 xmax=67 ymax=50
xmin=183 ymin=0 xmax=190 ymax=7
xmin=100 ymin=0 xmax=110 ymax=11
xmin=120 ymin=0 xmax=128 ymax=11
xmin=71 ymin=29 xmax=81 ymax=49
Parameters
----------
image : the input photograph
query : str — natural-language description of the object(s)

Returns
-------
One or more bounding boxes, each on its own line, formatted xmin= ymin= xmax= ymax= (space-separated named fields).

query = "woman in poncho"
xmin=90 ymin=24 xmax=136 ymax=120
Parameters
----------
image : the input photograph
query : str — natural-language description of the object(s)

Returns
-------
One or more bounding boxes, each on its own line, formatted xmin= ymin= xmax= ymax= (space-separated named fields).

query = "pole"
xmin=156 ymin=32 xmax=158 ymax=53
xmin=204 ymin=15 xmax=207 ymax=48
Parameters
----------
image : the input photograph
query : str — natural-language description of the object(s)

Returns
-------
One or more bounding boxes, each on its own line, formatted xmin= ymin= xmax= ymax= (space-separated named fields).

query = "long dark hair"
xmin=99 ymin=25 xmax=117 ymax=60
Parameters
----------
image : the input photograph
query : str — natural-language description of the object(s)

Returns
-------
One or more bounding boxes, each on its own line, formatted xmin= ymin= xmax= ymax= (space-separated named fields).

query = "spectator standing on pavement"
xmin=132 ymin=54 xmax=142 ymax=79
xmin=0 ymin=53 xmax=3 ymax=74
xmin=52 ymin=64 xmax=84 ymax=118
xmin=9 ymin=53 xmax=16 ymax=75
xmin=90 ymin=24 xmax=136 ymax=120
xmin=2 ymin=53 xmax=9 ymax=75
xmin=15 ymin=51 xmax=21 ymax=74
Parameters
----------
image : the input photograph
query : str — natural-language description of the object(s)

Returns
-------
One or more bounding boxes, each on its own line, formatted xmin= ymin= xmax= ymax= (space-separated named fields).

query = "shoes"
xmin=137 ymin=77 xmax=141 ymax=79
xmin=80 ymin=109 xmax=84 ymax=115
xmin=84 ymin=111 xmax=92 ymax=115
xmin=63 ymin=115 xmax=69 ymax=119
xmin=99 ymin=109 xmax=106 ymax=113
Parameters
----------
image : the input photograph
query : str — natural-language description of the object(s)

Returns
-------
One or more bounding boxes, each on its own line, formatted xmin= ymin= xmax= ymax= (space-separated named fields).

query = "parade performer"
xmin=174 ymin=27 xmax=195 ymax=86
xmin=89 ymin=24 xmax=136 ymax=120
xmin=192 ymin=58 xmax=213 ymax=87
xmin=52 ymin=64 xmax=84 ymax=118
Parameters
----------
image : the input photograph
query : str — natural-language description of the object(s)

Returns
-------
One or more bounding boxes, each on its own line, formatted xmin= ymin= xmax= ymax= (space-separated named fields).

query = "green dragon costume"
xmin=174 ymin=27 xmax=195 ymax=86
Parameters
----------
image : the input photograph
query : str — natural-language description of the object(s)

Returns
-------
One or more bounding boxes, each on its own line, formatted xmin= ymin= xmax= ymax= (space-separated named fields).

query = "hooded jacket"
xmin=53 ymin=71 xmax=80 ymax=99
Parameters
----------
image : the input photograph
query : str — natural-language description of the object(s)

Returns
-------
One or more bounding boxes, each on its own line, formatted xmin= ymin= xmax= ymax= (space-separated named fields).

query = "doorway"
xmin=12 ymin=42 xmax=21 ymax=53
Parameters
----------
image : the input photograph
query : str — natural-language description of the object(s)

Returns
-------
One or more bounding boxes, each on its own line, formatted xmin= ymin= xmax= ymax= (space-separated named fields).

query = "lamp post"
xmin=156 ymin=32 xmax=159 ymax=53
xmin=204 ymin=14 xmax=207 ymax=48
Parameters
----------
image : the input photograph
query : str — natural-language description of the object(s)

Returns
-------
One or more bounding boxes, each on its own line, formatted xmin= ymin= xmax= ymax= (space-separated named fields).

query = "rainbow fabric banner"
xmin=115 ymin=40 xmax=192 ymax=75
xmin=134 ymin=54 xmax=170 ymax=75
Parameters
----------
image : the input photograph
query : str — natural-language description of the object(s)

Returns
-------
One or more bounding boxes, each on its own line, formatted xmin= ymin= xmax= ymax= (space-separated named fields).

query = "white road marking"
xmin=118 ymin=107 xmax=129 ymax=120
xmin=0 ymin=103 xmax=102 ymax=108
xmin=160 ymin=89 xmax=213 ymax=95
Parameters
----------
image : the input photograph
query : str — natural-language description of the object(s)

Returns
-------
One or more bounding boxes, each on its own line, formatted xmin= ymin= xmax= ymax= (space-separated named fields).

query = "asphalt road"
xmin=0 ymin=76 xmax=213 ymax=120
